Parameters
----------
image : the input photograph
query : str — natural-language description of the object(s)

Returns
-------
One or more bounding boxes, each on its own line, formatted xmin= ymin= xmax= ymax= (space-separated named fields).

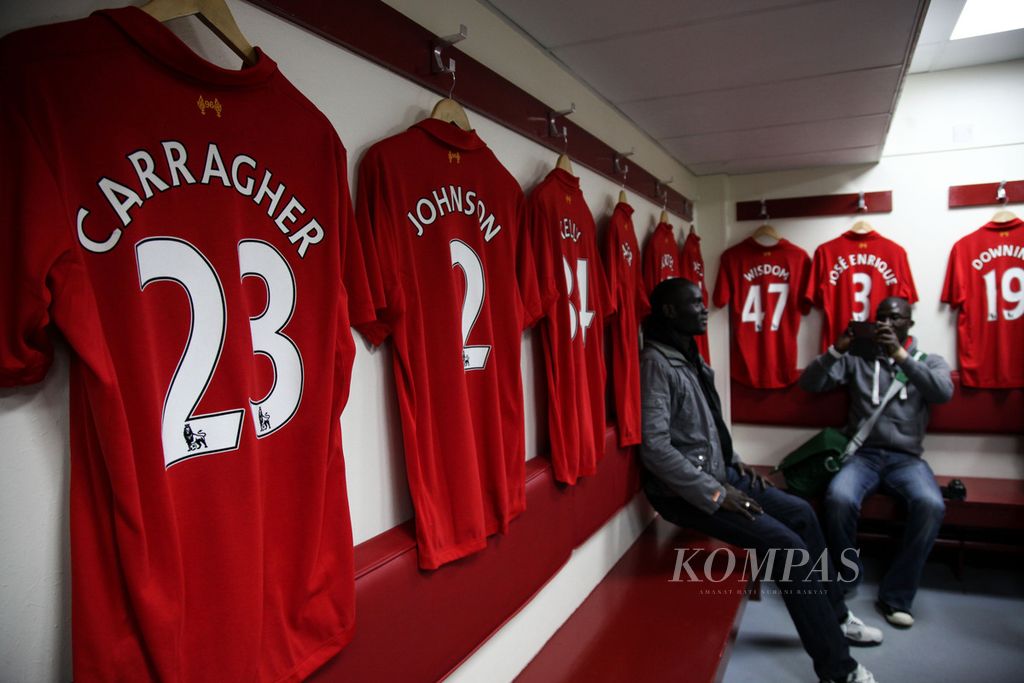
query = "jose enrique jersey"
xmin=529 ymin=169 xmax=613 ymax=483
xmin=680 ymin=230 xmax=712 ymax=364
xmin=642 ymin=221 xmax=681 ymax=295
xmin=942 ymin=218 xmax=1024 ymax=388
xmin=713 ymin=238 xmax=811 ymax=388
xmin=0 ymin=8 xmax=375 ymax=682
xmin=354 ymin=118 xmax=542 ymax=569
xmin=805 ymin=230 xmax=918 ymax=353
xmin=602 ymin=202 xmax=650 ymax=447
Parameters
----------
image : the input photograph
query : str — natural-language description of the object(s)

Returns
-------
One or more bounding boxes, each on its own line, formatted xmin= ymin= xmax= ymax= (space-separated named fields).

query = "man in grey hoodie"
xmin=800 ymin=297 xmax=953 ymax=629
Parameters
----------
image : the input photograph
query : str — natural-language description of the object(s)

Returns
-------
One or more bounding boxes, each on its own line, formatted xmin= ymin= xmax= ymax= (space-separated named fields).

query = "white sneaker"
xmin=821 ymin=663 xmax=878 ymax=683
xmin=877 ymin=601 xmax=914 ymax=628
xmin=841 ymin=610 xmax=884 ymax=646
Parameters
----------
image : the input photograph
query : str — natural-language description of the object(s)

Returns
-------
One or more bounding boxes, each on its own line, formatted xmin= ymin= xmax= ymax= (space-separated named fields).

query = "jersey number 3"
xmin=137 ymin=238 xmax=303 ymax=468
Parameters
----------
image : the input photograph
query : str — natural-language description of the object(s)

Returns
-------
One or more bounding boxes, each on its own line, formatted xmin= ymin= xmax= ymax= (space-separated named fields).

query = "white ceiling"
xmin=485 ymin=0 xmax=1024 ymax=177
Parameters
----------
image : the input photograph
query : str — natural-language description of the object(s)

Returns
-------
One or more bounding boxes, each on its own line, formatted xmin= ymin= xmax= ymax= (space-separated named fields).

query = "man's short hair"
xmin=649 ymin=277 xmax=697 ymax=319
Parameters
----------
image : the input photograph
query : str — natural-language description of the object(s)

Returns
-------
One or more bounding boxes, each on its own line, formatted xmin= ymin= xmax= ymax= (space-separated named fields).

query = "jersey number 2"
xmin=137 ymin=238 xmax=303 ymax=468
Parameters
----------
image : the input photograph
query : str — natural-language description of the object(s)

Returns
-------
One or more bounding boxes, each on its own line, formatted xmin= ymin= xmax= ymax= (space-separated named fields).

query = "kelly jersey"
xmin=713 ymin=238 xmax=811 ymax=388
xmin=805 ymin=231 xmax=918 ymax=353
xmin=642 ymin=221 xmax=681 ymax=295
xmin=355 ymin=118 xmax=542 ymax=569
xmin=529 ymin=169 xmax=613 ymax=483
xmin=941 ymin=218 xmax=1024 ymax=388
xmin=0 ymin=9 xmax=374 ymax=682
xmin=602 ymin=202 xmax=650 ymax=447
xmin=680 ymin=231 xmax=712 ymax=364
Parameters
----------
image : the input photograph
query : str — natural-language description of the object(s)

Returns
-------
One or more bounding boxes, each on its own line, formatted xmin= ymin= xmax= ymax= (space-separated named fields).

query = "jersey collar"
xmin=983 ymin=217 xmax=1023 ymax=231
xmin=97 ymin=7 xmax=277 ymax=88
xmin=414 ymin=118 xmax=487 ymax=151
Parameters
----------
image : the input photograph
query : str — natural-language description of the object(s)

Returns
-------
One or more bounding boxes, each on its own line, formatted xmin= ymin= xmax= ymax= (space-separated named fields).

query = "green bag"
xmin=772 ymin=427 xmax=850 ymax=498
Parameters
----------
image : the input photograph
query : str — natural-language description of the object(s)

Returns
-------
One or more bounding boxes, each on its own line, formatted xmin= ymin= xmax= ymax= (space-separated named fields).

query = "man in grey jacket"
xmin=800 ymin=297 xmax=953 ymax=629
xmin=641 ymin=278 xmax=881 ymax=683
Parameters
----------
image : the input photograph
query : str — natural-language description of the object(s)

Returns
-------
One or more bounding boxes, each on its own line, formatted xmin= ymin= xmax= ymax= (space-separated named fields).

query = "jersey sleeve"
xmin=896 ymin=245 xmax=918 ymax=303
xmin=527 ymin=192 xmax=559 ymax=321
xmin=601 ymin=223 xmax=621 ymax=315
xmin=712 ymin=252 xmax=731 ymax=308
xmin=352 ymin=147 xmax=398 ymax=345
xmin=515 ymin=191 xmax=544 ymax=330
xmin=0 ymin=91 xmax=71 ymax=386
xmin=940 ymin=243 xmax=963 ymax=307
xmin=804 ymin=246 xmax=825 ymax=310
xmin=641 ymin=233 xmax=658 ymax=296
xmin=796 ymin=248 xmax=813 ymax=315
xmin=334 ymin=138 xmax=376 ymax=330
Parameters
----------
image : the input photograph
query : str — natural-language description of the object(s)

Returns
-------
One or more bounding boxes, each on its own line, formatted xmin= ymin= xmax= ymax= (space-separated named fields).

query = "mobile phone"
xmin=848 ymin=320 xmax=882 ymax=359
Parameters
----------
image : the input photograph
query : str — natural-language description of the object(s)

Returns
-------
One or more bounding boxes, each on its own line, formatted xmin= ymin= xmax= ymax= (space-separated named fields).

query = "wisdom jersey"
xmin=805 ymin=231 xmax=918 ymax=352
xmin=355 ymin=118 xmax=541 ymax=568
xmin=713 ymin=238 xmax=811 ymax=388
xmin=602 ymin=202 xmax=650 ymax=447
xmin=530 ymin=169 xmax=613 ymax=483
xmin=941 ymin=218 xmax=1024 ymax=388
xmin=0 ymin=9 xmax=374 ymax=682
xmin=642 ymin=221 xmax=681 ymax=295
xmin=680 ymin=231 xmax=711 ymax=364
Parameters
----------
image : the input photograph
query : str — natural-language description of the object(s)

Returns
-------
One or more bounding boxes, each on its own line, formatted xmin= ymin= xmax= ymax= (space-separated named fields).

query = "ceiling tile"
xmin=551 ymin=0 xmax=924 ymax=102
xmin=688 ymin=145 xmax=882 ymax=176
xmin=619 ymin=66 xmax=902 ymax=138
xmin=661 ymin=114 xmax=890 ymax=164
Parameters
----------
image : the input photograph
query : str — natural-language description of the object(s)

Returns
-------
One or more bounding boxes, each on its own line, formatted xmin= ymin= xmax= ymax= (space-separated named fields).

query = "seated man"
xmin=800 ymin=297 xmax=953 ymax=628
xmin=641 ymin=278 xmax=882 ymax=683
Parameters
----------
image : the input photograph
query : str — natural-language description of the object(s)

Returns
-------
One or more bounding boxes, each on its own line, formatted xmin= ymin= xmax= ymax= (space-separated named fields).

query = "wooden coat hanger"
xmin=752 ymin=222 xmax=780 ymax=245
xmin=688 ymin=224 xmax=697 ymax=237
xmin=142 ymin=0 xmax=257 ymax=65
xmin=850 ymin=220 xmax=873 ymax=234
xmin=659 ymin=209 xmax=669 ymax=224
xmin=430 ymin=67 xmax=471 ymax=131
xmin=618 ymin=189 xmax=628 ymax=204
xmin=554 ymin=126 xmax=574 ymax=175
xmin=992 ymin=208 xmax=1019 ymax=223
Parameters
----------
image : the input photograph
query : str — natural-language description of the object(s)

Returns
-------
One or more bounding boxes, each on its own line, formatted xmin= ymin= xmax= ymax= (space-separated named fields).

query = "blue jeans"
xmin=649 ymin=466 xmax=857 ymax=681
xmin=824 ymin=447 xmax=945 ymax=611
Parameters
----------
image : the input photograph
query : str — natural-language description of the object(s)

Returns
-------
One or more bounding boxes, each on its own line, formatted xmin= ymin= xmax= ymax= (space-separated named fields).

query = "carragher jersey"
xmin=355 ymin=118 xmax=542 ymax=569
xmin=529 ymin=169 xmax=613 ymax=483
xmin=642 ymin=221 xmax=681 ymax=295
xmin=0 ymin=8 xmax=373 ymax=682
xmin=941 ymin=218 xmax=1024 ymax=388
xmin=805 ymin=230 xmax=918 ymax=352
xmin=602 ymin=202 xmax=650 ymax=447
xmin=680 ymin=230 xmax=711 ymax=364
xmin=713 ymin=238 xmax=811 ymax=388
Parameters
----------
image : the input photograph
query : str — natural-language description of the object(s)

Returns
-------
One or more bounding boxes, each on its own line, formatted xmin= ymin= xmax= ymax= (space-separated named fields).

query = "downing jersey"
xmin=713 ymin=238 xmax=811 ymax=388
xmin=642 ymin=221 xmax=681 ymax=295
xmin=602 ymin=202 xmax=650 ymax=447
xmin=680 ymin=230 xmax=712 ymax=364
xmin=941 ymin=218 xmax=1024 ymax=388
xmin=805 ymin=231 xmax=918 ymax=352
xmin=0 ymin=9 xmax=374 ymax=682
xmin=529 ymin=169 xmax=613 ymax=483
xmin=355 ymin=118 xmax=542 ymax=569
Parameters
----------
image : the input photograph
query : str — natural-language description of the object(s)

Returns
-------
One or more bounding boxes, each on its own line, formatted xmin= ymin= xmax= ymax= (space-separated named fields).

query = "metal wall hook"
xmin=760 ymin=198 xmax=770 ymax=222
xmin=655 ymin=177 xmax=674 ymax=208
xmin=531 ymin=103 xmax=576 ymax=137
xmin=997 ymin=181 xmax=1008 ymax=204
xmin=432 ymin=24 xmax=468 ymax=75
xmin=613 ymin=150 xmax=633 ymax=183
xmin=561 ymin=126 xmax=569 ymax=154
xmin=857 ymin=191 xmax=867 ymax=212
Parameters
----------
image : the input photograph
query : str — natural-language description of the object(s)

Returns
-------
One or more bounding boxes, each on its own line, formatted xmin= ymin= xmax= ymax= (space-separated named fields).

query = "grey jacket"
xmin=799 ymin=338 xmax=953 ymax=455
xmin=639 ymin=340 xmax=740 ymax=514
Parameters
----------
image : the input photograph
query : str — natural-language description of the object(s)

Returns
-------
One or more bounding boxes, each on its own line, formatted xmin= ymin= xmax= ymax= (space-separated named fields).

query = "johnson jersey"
xmin=941 ymin=218 xmax=1024 ymax=388
xmin=355 ymin=118 xmax=542 ymax=569
xmin=602 ymin=202 xmax=650 ymax=447
xmin=713 ymin=238 xmax=811 ymax=388
xmin=529 ymin=169 xmax=613 ymax=483
xmin=0 ymin=9 xmax=374 ymax=682
xmin=680 ymin=231 xmax=712 ymax=364
xmin=805 ymin=231 xmax=918 ymax=353
xmin=642 ymin=221 xmax=681 ymax=295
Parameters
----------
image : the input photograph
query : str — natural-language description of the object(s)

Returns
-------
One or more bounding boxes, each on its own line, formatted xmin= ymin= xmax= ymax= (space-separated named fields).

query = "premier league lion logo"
xmin=183 ymin=423 xmax=208 ymax=451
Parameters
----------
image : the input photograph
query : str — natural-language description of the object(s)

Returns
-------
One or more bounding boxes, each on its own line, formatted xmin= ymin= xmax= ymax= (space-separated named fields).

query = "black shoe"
xmin=876 ymin=600 xmax=914 ymax=628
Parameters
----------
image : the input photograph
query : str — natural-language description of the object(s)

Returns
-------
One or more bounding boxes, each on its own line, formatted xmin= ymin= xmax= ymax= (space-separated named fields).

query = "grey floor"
xmin=722 ymin=555 xmax=1024 ymax=683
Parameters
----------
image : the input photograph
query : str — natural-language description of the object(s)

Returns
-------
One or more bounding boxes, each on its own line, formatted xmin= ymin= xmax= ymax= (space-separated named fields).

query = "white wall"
xmin=717 ymin=60 xmax=1024 ymax=479
xmin=0 ymin=2 xmax=691 ymax=681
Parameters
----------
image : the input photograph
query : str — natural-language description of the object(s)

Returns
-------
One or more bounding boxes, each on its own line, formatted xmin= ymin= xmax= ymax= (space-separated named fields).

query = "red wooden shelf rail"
xmin=249 ymin=0 xmax=694 ymax=221
xmin=736 ymin=191 xmax=892 ymax=221
xmin=949 ymin=180 xmax=1024 ymax=208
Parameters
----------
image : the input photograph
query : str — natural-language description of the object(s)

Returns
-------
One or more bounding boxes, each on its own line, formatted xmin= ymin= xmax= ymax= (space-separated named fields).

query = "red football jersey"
xmin=355 ymin=118 xmax=542 ymax=568
xmin=713 ymin=238 xmax=811 ymax=388
xmin=602 ymin=202 xmax=650 ymax=447
xmin=529 ymin=169 xmax=613 ymax=483
xmin=679 ymin=231 xmax=712 ymax=364
xmin=642 ymin=221 xmax=681 ymax=295
xmin=0 ymin=9 xmax=373 ymax=682
xmin=805 ymin=230 xmax=918 ymax=352
xmin=941 ymin=218 xmax=1024 ymax=388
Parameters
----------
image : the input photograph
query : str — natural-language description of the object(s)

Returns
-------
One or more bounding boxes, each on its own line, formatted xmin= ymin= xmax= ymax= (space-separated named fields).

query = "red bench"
xmin=516 ymin=519 xmax=750 ymax=683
